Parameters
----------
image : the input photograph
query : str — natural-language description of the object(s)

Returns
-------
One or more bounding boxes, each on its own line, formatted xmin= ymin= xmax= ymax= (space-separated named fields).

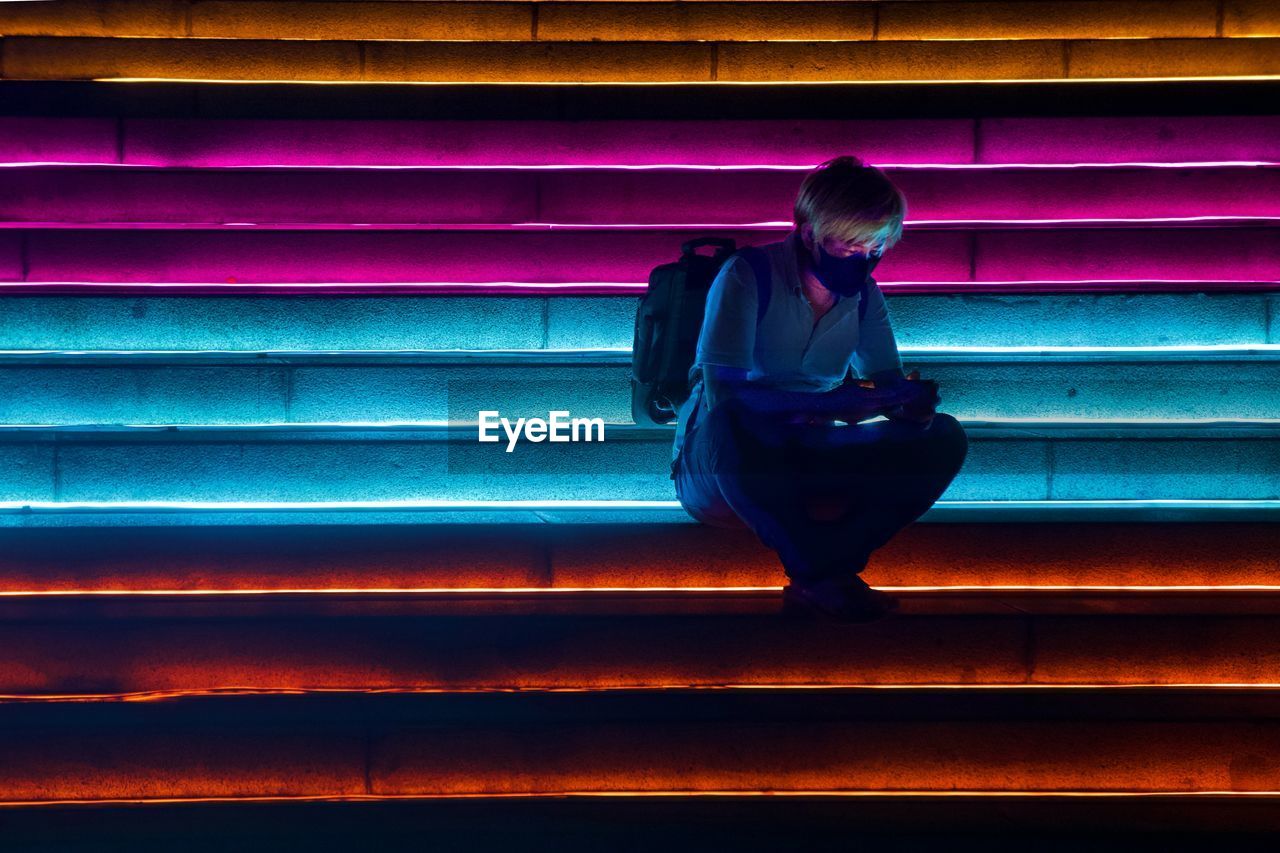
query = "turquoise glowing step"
xmin=1 ymin=292 xmax=1274 ymax=351
xmin=3 ymin=499 xmax=1277 ymax=527
xmin=1 ymin=347 xmax=1276 ymax=425
xmin=0 ymin=421 xmax=1276 ymax=508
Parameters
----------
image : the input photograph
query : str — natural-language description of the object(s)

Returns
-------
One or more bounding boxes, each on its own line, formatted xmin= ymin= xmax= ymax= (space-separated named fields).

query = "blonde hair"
xmin=793 ymin=156 xmax=907 ymax=252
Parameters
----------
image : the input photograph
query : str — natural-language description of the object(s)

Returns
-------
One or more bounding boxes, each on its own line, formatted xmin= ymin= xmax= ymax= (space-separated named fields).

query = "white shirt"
xmin=671 ymin=229 xmax=905 ymax=463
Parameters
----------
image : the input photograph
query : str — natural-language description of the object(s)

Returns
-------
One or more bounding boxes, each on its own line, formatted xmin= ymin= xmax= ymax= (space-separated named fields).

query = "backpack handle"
xmin=680 ymin=237 xmax=737 ymax=257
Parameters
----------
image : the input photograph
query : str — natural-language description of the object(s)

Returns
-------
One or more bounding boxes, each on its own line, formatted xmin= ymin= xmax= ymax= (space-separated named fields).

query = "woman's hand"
xmin=883 ymin=369 xmax=941 ymax=424
xmin=830 ymin=378 xmax=919 ymax=424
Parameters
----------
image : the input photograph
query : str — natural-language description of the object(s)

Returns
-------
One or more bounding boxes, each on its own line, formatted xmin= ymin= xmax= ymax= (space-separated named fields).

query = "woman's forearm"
xmin=705 ymin=376 xmax=852 ymax=419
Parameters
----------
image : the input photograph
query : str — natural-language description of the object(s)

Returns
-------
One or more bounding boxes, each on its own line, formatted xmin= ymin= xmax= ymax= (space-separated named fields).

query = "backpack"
xmin=629 ymin=236 xmax=871 ymax=426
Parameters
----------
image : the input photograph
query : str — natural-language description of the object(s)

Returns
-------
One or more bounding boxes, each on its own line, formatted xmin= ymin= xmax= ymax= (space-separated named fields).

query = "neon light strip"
xmin=1 ymin=584 xmax=1277 ymax=597
xmin=2 ymin=161 xmax=1277 ymax=170
xmin=97 ymin=75 xmax=1280 ymax=85
xmin=1 ymin=499 xmax=1278 ymax=513
xmin=0 ymin=281 xmax=646 ymax=291
xmin=26 ymin=35 xmax=1278 ymax=43
xmin=6 ymin=216 xmax=1277 ymax=229
xmin=3 ymin=344 xmax=1275 ymax=357
xmin=0 ymin=499 xmax=678 ymax=512
xmin=4 ymin=280 xmax=1275 ymax=292
xmin=679 ymin=214 xmax=1227 ymax=228
xmin=5 ymin=418 xmax=1278 ymax=431
xmin=2 ymin=790 xmax=1280 ymax=809
xmin=6 ymin=683 xmax=1280 ymax=705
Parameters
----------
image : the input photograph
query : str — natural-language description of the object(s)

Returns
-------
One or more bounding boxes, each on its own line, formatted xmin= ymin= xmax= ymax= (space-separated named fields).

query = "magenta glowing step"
xmin=3 ymin=165 xmax=1279 ymax=228
xmin=4 ymin=116 xmax=1280 ymax=168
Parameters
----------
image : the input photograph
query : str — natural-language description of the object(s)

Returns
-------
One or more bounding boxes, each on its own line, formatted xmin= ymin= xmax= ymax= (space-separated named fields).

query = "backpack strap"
xmin=736 ymin=246 xmax=773 ymax=325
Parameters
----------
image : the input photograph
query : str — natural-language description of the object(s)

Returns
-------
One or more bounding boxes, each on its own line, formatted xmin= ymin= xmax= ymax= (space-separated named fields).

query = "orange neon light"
xmin=5 ymin=683 xmax=1280 ymax=704
xmin=2 ymin=790 xmax=1280 ymax=809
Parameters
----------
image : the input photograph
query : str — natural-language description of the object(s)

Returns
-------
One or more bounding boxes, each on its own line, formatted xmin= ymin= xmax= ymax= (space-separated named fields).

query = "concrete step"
xmin=1 ymin=690 xmax=1280 ymax=803
xmin=4 ymin=605 xmax=1280 ymax=692
xmin=5 ymin=77 xmax=1274 ymax=124
xmin=1 ymin=350 xmax=1276 ymax=425
xmin=8 ymin=165 xmax=1280 ymax=226
xmin=2 ymin=0 xmax=1264 ymax=43
xmin=9 ymin=115 xmax=1280 ymax=168
xmin=5 ymin=226 xmax=1277 ymax=285
xmin=1 ymin=420 xmax=1278 ymax=504
xmin=3 ymin=500 xmax=1278 ymax=527
xmin=10 ymin=587 xmax=1280 ymax=618
xmin=2 ymin=793 xmax=1279 ymax=848
xmin=2 ymin=292 xmax=1274 ymax=350
xmin=1 ymin=520 xmax=1276 ymax=590
xmin=3 ymin=34 xmax=1278 ymax=83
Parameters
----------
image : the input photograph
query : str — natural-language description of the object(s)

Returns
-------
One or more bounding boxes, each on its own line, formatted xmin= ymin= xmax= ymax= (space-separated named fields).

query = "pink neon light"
xmin=3 ymin=281 xmax=1276 ymax=296
xmin=2 ymin=217 xmax=1276 ymax=231
xmin=2 ymin=228 xmax=1275 ymax=283
xmin=6 ymin=165 xmax=1277 ymax=226
xmin=2 ymin=161 xmax=1277 ymax=171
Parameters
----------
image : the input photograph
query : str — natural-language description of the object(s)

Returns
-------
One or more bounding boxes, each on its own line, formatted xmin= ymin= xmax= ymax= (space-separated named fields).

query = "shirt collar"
xmin=784 ymin=228 xmax=840 ymax=302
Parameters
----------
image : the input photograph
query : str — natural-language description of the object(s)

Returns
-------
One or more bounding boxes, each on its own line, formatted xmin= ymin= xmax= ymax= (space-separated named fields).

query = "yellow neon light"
xmin=5 ymin=683 xmax=1280 ymax=705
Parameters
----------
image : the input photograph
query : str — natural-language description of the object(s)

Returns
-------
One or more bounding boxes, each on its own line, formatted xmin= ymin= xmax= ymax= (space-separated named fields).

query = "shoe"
xmin=780 ymin=576 xmax=900 ymax=623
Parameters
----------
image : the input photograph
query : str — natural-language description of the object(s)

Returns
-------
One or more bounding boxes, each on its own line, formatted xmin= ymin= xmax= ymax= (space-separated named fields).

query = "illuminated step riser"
xmin=4 ymin=35 xmax=1279 ymax=83
xmin=1 ymin=522 xmax=1277 ymax=590
xmin=5 ymin=709 xmax=1280 ymax=801
xmin=2 ymin=795 xmax=1278 ymax=843
xmin=4 ymin=227 xmax=1277 ymax=283
xmin=1 ymin=428 xmax=1277 ymax=502
xmin=2 ymin=293 xmax=1274 ymax=351
xmin=5 ymin=3 xmax=1278 ymax=832
xmin=7 ymin=116 xmax=1279 ymax=167
xmin=8 ymin=166 xmax=1280 ymax=226
xmin=2 ymin=359 xmax=1276 ymax=424
xmin=5 ymin=613 xmax=1280 ymax=693
xmin=3 ymin=0 xmax=1273 ymax=43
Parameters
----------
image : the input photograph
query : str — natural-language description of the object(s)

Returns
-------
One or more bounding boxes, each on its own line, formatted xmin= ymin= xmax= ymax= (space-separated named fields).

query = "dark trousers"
xmin=673 ymin=397 xmax=969 ymax=583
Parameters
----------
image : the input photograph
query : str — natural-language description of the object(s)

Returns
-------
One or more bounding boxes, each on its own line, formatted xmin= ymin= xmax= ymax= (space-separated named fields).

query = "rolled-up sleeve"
xmin=694 ymin=255 xmax=758 ymax=370
xmin=850 ymin=278 xmax=904 ymax=379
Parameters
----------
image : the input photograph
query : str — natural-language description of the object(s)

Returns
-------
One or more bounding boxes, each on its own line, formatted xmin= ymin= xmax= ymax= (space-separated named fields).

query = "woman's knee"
xmin=926 ymin=412 xmax=968 ymax=465
xmin=927 ymin=411 xmax=964 ymax=438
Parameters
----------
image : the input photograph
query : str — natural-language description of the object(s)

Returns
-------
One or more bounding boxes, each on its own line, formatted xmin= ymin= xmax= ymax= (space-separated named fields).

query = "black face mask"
xmin=811 ymin=243 xmax=882 ymax=297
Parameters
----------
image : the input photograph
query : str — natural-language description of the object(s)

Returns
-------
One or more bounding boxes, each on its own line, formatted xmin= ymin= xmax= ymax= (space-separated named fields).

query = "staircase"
xmin=2 ymin=1 xmax=1280 ymax=847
